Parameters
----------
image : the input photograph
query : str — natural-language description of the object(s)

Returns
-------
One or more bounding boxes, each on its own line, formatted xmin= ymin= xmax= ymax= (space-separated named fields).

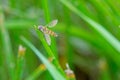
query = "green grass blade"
xmin=35 ymin=29 xmax=55 ymax=57
xmin=42 ymin=0 xmax=58 ymax=58
xmin=42 ymin=0 xmax=50 ymax=23
xmin=0 ymin=6 xmax=15 ymax=80
xmin=59 ymin=0 xmax=120 ymax=53
xmin=5 ymin=20 xmax=38 ymax=29
xmin=35 ymin=27 xmax=66 ymax=76
xmin=15 ymin=45 xmax=26 ymax=80
xmin=26 ymin=64 xmax=46 ymax=80
xmin=21 ymin=36 xmax=66 ymax=80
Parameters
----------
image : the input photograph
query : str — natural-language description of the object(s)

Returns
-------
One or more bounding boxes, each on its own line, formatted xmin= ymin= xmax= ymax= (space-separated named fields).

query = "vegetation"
xmin=0 ymin=0 xmax=120 ymax=80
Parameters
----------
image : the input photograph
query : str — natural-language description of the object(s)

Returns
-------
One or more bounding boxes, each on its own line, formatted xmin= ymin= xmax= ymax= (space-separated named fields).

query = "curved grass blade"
xmin=59 ymin=0 xmax=120 ymax=53
xmin=26 ymin=58 xmax=53 ymax=80
xmin=0 ymin=6 xmax=15 ymax=80
xmin=26 ymin=64 xmax=46 ymax=80
xmin=21 ymin=36 xmax=66 ymax=80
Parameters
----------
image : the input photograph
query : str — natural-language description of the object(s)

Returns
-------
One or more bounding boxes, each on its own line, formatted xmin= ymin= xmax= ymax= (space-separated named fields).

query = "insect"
xmin=38 ymin=19 xmax=58 ymax=45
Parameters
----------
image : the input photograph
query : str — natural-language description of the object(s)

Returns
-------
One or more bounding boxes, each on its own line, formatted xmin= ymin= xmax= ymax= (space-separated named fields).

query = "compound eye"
xmin=38 ymin=25 xmax=43 ymax=30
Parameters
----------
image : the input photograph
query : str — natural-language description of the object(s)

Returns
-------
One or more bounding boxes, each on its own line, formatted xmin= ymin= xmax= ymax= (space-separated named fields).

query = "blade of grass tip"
xmin=42 ymin=0 xmax=58 ymax=58
xmin=21 ymin=36 xmax=66 ymax=80
xmin=15 ymin=45 xmax=26 ymax=80
xmin=0 ymin=6 xmax=15 ymax=80
xmin=59 ymin=0 xmax=120 ymax=53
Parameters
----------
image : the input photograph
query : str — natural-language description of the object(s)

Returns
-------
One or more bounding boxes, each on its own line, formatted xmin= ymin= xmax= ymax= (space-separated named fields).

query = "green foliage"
xmin=0 ymin=0 xmax=120 ymax=80
xmin=21 ymin=37 xmax=66 ymax=80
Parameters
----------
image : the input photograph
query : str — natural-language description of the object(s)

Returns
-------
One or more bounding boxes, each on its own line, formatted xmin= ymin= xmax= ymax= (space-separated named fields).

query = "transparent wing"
xmin=44 ymin=33 xmax=51 ymax=45
xmin=46 ymin=19 xmax=58 ymax=28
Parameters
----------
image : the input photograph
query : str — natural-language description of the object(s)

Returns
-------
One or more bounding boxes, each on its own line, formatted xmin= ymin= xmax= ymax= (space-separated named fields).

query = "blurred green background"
xmin=0 ymin=0 xmax=120 ymax=80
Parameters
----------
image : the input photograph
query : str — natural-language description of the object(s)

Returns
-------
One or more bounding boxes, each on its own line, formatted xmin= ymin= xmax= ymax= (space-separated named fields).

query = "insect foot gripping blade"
xmin=37 ymin=19 xmax=59 ymax=46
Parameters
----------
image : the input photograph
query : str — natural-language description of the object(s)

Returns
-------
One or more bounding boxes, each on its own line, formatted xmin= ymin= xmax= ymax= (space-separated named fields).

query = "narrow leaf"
xmin=21 ymin=37 xmax=66 ymax=80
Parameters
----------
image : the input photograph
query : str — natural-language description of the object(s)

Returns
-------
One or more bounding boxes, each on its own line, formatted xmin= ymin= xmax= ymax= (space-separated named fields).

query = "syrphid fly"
xmin=38 ymin=19 xmax=58 ymax=45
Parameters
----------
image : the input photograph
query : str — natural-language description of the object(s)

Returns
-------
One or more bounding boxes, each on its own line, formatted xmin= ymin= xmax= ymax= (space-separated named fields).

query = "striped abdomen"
xmin=39 ymin=26 xmax=57 ymax=37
